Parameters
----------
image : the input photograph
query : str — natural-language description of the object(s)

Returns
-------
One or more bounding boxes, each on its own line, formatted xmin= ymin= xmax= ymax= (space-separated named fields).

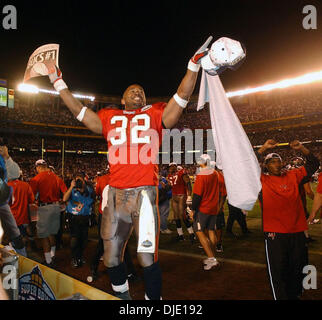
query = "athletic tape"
xmin=76 ymin=106 xmax=87 ymax=122
xmin=173 ymin=93 xmax=188 ymax=109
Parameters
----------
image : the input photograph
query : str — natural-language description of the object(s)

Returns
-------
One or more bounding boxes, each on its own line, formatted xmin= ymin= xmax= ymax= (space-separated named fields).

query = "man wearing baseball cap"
xmin=187 ymin=154 xmax=221 ymax=270
xmin=257 ymin=139 xmax=320 ymax=300
xmin=29 ymin=159 xmax=67 ymax=267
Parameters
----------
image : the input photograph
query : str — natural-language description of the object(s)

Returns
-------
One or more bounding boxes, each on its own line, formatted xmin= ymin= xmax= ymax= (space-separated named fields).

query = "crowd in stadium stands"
xmin=0 ymin=87 xmax=321 ymax=128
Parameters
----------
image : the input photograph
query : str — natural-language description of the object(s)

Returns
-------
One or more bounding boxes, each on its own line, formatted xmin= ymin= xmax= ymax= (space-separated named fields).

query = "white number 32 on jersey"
xmin=110 ymin=114 xmax=151 ymax=145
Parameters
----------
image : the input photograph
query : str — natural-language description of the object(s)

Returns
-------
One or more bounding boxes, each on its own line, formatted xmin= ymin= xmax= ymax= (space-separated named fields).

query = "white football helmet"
xmin=200 ymin=37 xmax=246 ymax=75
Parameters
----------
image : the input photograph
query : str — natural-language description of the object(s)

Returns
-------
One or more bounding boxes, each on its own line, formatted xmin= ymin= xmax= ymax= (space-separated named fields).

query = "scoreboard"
xmin=0 ymin=78 xmax=14 ymax=108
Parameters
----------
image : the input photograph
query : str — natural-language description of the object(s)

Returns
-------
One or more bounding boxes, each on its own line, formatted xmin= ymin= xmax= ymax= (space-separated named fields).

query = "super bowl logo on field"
xmin=19 ymin=266 xmax=56 ymax=300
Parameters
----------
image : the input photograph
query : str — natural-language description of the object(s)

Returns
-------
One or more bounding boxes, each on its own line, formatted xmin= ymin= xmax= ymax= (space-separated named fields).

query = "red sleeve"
xmin=295 ymin=167 xmax=307 ymax=184
xmin=193 ymin=175 xmax=203 ymax=197
xmin=151 ymin=103 xmax=166 ymax=129
xmin=98 ymin=109 xmax=112 ymax=141
xmin=59 ymin=178 xmax=67 ymax=194
xmin=317 ymin=173 xmax=322 ymax=194
xmin=29 ymin=176 xmax=38 ymax=195
xmin=27 ymin=184 xmax=35 ymax=204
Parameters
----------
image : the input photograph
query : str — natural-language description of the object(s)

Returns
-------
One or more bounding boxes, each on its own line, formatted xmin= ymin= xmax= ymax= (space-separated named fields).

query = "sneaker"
xmin=313 ymin=219 xmax=320 ymax=224
xmin=216 ymin=243 xmax=224 ymax=252
xmin=115 ymin=290 xmax=132 ymax=300
xmin=176 ymin=235 xmax=184 ymax=242
xmin=72 ymin=258 xmax=79 ymax=268
xmin=161 ymin=229 xmax=172 ymax=234
xmin=203 ymin=258 xmax=220 ymax=270
xmin=87 ymin=270 xmax=98 ymax=283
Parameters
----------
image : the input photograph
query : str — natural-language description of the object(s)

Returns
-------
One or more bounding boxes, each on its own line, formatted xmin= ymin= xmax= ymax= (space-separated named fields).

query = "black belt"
xmin=39 ymin=201 xmax=59 ymax=207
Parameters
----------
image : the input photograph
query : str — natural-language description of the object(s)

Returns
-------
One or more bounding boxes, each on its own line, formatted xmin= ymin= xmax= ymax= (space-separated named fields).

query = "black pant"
xmin=55 ymin=211 xmax=65 ymax=249
xmin=226 ymin=203 xmax=248 ymax=233
xmin=68 ymin=214 xmax=89 ymax=260
xmin=264 ymin=232 xmax=308 ymax=300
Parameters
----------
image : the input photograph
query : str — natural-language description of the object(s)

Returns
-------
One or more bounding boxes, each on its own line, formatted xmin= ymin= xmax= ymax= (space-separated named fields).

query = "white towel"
xmin=137 ymin=190 xmax=155 ymax=253
xmin=197 ymin=70 xmax=261 ymax=210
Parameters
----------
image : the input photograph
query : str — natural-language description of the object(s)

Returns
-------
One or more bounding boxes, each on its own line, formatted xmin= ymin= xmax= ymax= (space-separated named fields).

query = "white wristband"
xmin=188 ymin=60 xmax=200 ymax=72
xmin=53 ymin=79 xmax=68 ymax=92
xmin=173 ymin=93 xmax=188 ymax=108
xmin=76 ymin=106 xmax=87 ymax=122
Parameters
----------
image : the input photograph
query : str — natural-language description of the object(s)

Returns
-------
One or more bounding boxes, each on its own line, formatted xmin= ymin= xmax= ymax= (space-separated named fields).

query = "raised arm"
xmin=162 ymin=37 xmax=212 ymax=129
xmin=289 ymin=140 xmax=320 ymax=177
xmin=48 ymin=67 xmax=102 ymax=135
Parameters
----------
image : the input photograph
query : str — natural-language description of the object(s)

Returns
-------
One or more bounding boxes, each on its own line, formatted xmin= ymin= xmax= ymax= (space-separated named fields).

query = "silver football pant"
xmin=101 ymin=186 xmax=160 ymax=268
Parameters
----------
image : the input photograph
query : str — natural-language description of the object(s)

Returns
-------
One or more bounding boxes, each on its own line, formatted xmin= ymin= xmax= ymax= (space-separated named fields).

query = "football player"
xmin=167 ymin=163 xmax=194 ymax=242
xmin=47 ymin=36 xmax=213 ymax=300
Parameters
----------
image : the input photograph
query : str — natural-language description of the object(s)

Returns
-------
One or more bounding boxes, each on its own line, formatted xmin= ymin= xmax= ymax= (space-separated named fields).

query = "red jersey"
xmin=8 ymin=180 xmax=35 ymax=226
xmin=317 ymin=173 xmax=322 ymax=194
xmin=193 ymin=168 xmax=220 ymax=215
xmin=260 ymin=166 xmax=308 ymax=233
xmin=29 ymin=171 xmax=67 ymax=203
xmin=98 ymin=103 xmax=165 ymax=189
xmin=167 ymin=169 xmax=187 ymax=195
xmin=95 ymin=174 xmax=110 ymax=214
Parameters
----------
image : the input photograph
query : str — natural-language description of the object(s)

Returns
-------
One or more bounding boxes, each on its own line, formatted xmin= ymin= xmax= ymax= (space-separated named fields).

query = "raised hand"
xmin=289 ymin=140 xmax=302 ymax=151
xmin=188 ymin=36 xmax=213 ymax=72
xmin=258 ymin=139 xmax=279 ymax=154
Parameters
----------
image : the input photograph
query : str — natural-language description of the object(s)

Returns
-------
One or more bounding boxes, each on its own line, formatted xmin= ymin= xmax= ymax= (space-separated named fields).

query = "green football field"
xmin=156 ymin=182 xmax=322 ymax=271
xmin=88 ymin=182 xmax=322 ymax=272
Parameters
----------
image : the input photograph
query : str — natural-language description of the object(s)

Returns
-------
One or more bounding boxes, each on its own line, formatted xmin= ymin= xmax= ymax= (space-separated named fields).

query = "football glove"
xmin=49 ymin=65 xmax=68 ymax=92
xmin=188 ymin=36 xmax=213 ymax=72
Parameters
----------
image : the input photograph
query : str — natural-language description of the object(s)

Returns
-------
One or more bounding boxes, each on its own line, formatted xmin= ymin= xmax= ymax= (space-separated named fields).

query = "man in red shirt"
xmin=210 ymin=161 xmax=227 ymax=253
xmin=257 ymin=139 xmax=319 ymax=300
xmin=47 ymin=36 xmax=212 ymax=300
xmin=29 ymin=159 xmax=67 ymax=267
xmin=7 ymin=171 xmax=35 ymax=244
xmin=187 ymin=154 xmax=221 ymax=270
xmin=167 ymin=163 xmax=194 ymax=242
xmin=308 ymin=172 xmax=322 ymax=224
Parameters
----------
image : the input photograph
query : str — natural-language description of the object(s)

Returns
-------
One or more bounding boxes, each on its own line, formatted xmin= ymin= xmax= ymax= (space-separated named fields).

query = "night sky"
xmin=0 ymin=0 xmax=322 ymax=97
